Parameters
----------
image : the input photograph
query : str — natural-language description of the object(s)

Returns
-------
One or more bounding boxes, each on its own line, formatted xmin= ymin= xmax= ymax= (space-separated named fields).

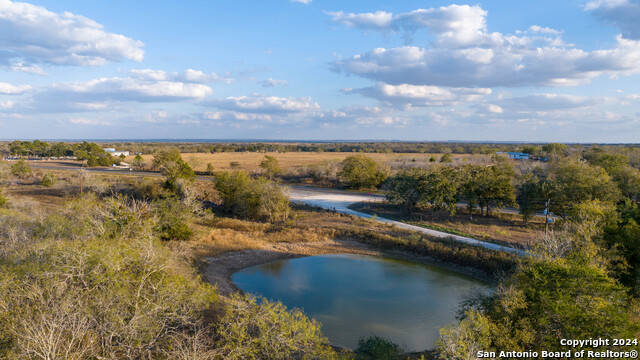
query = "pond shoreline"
xmin=200 ymin=237 xmax=495 ymax=297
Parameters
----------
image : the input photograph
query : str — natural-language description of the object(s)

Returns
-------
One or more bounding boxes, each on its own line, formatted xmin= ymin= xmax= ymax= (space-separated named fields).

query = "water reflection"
xmin=232 ymin=254 xmax=489 ymax=352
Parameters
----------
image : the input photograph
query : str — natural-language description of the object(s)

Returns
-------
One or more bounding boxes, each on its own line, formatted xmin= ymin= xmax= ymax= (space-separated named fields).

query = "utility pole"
xmin=544 ymin=199 xmax=550 ymax=240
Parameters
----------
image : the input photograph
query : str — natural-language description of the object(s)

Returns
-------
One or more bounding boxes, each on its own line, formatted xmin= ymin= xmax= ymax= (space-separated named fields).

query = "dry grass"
xmin=352 ymin=202 xmax=546 ymax=249
xmin=184 ymin=215 xmax=333 ymax=258
xmin=127 ymin=152 xmax=490 ymax=173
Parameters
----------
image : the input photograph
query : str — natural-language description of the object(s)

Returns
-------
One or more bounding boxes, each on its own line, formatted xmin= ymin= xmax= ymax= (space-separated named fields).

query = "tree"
xmin=162 ymin=159 xmax=196 ymax=191
xmin=355 ymin=336 xmax=401 ymax=360
xmin=516 ymin=172 xmax=546 ymax=226
xmin=259 ymin=155 xmax=281 ymax=180
xmin=213 ymin=171 xmax=290 ymax=222
xmin=338 ymin=155 xmax=387 ymax=189
xmin=521 ymin=145 xmax=538 ymax=155
xmin=438 ymin=225 xmax=638 ymax=355
xmin=477 ymin=162 xmax=516 ymax=216
xmin=541 ymin=143 xmax=568 ymax=156
xmin=440 ymin=153 xmax=452 ymax=163
xmin=41 ymin=173 xmax=56 ymax=187
xmin=384 ymin=168 xmax=429 ymax=215
xmin=206 ymin=163 xmax=215 ymax=175
xmin=10 ymin=160 xmax=32 ymax=178
xmin=214 ymin=294 xmax=335 ymax=359
xmin=132 ymin=154 xmax=145 ymax=169
xmin=152 ymin=147 xmax=182 ymax=170
xmin=424 ymin=167 xmax=461 ymax=216
xmin=603 ymin=199 xmax=640 ymax=291
xmin=547 ymin=160 xmax=620 ymax=217
xmin=73 ymin=142 xmax=113 ymax=167
xmin=459 ymin=163 xmax=516 ymax=218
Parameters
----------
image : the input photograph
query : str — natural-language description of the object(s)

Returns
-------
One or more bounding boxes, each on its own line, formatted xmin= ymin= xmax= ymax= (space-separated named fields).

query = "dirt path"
xmin=288 ymin=187 xmax=527 ymax=256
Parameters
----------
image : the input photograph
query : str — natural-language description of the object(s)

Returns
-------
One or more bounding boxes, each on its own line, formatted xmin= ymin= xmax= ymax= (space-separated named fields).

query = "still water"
xmin=232 ymin=254 xmax=489 ymax=351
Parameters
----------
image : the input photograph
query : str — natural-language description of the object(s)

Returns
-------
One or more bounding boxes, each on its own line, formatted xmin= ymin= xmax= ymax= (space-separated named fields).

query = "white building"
xmin=103 ymin=148 xmax=130 ymax=157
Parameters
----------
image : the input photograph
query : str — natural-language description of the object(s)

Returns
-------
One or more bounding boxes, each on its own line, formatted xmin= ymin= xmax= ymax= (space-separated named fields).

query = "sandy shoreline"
xmin=200 ymin=238 xmax=494 ymax=296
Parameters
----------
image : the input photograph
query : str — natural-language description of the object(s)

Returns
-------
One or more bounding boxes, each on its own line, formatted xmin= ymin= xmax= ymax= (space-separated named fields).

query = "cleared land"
xmin=127 ymin=152 xmax=490 ymax=172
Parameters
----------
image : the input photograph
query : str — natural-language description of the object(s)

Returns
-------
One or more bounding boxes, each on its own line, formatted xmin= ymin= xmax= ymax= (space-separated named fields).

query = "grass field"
xmin=351 ymin=202 xmax=547 ymax=249
xmin=127 ymin=152 xmax=490 ymax=172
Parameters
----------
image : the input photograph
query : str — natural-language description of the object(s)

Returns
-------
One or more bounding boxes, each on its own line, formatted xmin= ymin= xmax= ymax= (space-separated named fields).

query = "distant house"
xmin=103 ymin=148 xmax=130 ymax=157
xmin=497 ymin=152 xmax=531 ymax=160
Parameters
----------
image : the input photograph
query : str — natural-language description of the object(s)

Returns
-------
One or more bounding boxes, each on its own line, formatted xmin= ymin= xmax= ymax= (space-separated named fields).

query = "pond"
xmin=232 ymin=254 xmax=490 ymax=352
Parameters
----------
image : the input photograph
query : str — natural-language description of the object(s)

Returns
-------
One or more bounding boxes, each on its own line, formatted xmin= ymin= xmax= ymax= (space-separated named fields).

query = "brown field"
xmin=127 ymin=152 xmax=490 ymax=172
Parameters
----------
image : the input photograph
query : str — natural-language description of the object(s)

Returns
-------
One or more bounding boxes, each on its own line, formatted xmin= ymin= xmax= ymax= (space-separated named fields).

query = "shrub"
xmin=355 ymin=335 xmax=401 ymax=360
xmin=10 ymin=160 xmax=31 ymax=178
xmin=214 ymin=294 xmax=336 ymax=359
xmin=41 ymin=173 xmax=56 ymax=187
xmin=0 ymin=188 xmax=7 ymax=207
xmin=214 ymin=171 xmax=290 ymax=222
xmin=338 ymin=155 xmax=388 ymax=189
xmin=259 ymin=155 xmax=281 ymax=179
xmin=153 ymin=197 xmax=194 ymax=241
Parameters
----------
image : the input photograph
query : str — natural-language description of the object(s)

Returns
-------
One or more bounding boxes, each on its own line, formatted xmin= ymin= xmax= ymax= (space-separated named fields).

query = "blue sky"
xmin=1 ymin=0 xmax=640 ymax=142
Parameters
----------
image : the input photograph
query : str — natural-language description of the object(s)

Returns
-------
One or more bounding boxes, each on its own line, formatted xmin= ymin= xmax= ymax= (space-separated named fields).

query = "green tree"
xmin=338 ymin=155 xmax=387 ymax=189
xmin=214 ymin=294 xmax=335 ymax=359
xmin=541 ymin=143 xmax=568 ymax=156
xmin=162 ymin=159 xmax=196 ymax=191
xmin=151 ymin=147 xmax=182 ymax=170
xmin=41 ymin=173 xmax=56 ymax=187
xmin=214 ymin=171 xmax=290 ymax=222
xmin=547 ymin=160 xmax=620 ymax=217
xmin=10 ymin=160 xmax=32 ymax=178
xmin=259 ymin=155 xmax=281 ymax=180
xmin=603 ymin=199 xmax=640 ymax=291
xmin=440 ymin=153 xmax=452 ymax=163
xmin=384 ymin=168 xmax=429 ymax=215
xmin=355 ymin=336 xmax=401 ymax=360
xmin=516 ymin=170 xmax=547 ymax=226
xmin=424 ymin=167 xmax=461 ymax=216
xmin=152 ymin=197 xmax=193 ymax=241
xmin=73 ymin=141 xmax=113 ymax=166
xmin=132 ymin=154 xmax=144 ymax=169
xmin=206 ymin=162 xmax=215 ymax=175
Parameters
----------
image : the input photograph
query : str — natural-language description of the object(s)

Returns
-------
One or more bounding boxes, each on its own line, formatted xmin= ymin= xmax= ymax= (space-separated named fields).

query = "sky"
xmin=1 ymin=0 xmax=640 ymax=142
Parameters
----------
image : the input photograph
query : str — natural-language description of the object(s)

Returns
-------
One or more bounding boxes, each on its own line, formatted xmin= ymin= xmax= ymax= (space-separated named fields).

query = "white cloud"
xmin=261 ymin=78 xmax=289 ymax=87
xmin=129 ymin=68 xmax=233 ymax=84
xmin=10 ymin=62 xmax=47 ymax=75
xmin=29 ymin=76 xmax=213 ymax=112
xmin=347 ymin=82 xmax=490 ymax=108
xmin=325 ymin=11 xmax=393 ymax=31
xmin=586 ymin=0 xmax=640 ymax=40
xmin=211 ymin=94 xmax=319 ymax=114
xmin=329 ymin=4 xmax=640 ymax=88
xmin=0 ymin=100 xmax=14 ymax=109
xmin=0 ymin=0 xmax=144 ymax=67
xmin=0 ymin=82 xmax=31 ymax=94
xmin=327 ymin=5 xmax=488 ymax=46
xmin=68 ymin=117 xmax=111 ymax=125
xmin=528 ymin=25 xmax=562 ymax=34
xmin=291 ymin=0 xmax=312 ymax=4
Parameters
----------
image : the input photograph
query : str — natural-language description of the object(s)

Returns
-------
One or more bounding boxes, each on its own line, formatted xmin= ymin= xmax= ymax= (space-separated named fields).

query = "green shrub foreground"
xmin=0 ymin=194 xmax=337 ymax=359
